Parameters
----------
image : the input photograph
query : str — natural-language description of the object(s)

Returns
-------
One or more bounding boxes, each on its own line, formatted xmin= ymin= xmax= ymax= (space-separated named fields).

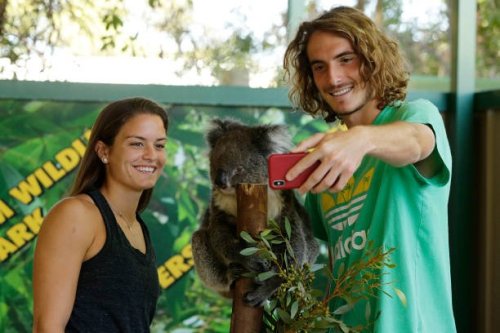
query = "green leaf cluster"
xmin=240 ymin=220 xmax=403 ymax=333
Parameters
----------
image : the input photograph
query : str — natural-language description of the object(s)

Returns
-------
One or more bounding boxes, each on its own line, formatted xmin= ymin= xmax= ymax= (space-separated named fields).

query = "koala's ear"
xmin=206 ymin=118 xmax=242 ymax=148
xmin=265 ymin=125 xmax=293 ymax=153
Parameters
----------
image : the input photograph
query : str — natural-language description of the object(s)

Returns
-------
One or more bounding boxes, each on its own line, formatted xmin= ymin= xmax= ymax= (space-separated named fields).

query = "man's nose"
xmin=327 ymin=64 xmax=343 ymax=86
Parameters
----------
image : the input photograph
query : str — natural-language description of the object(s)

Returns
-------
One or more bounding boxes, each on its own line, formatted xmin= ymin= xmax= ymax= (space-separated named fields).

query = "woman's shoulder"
xmin=42 ymin=194 xmax=102 ymax=233
xmin=50 ymin=194 xmax=97 ymax=216
xmin=34 ymin=193 xmax=103 ymax=259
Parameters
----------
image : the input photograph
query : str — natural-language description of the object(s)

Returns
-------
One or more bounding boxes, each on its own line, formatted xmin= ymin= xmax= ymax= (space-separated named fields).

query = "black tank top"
xmin=66 ymin=189 xmax=160 ymax=333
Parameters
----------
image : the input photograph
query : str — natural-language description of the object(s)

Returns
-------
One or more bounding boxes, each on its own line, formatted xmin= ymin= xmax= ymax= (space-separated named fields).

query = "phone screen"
xmin=267 ymin=152 xmax=320 ymax=190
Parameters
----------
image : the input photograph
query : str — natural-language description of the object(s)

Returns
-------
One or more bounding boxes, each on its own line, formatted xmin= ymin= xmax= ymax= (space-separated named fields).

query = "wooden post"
xmin=230 ymin=183 xmax=267 ymax=333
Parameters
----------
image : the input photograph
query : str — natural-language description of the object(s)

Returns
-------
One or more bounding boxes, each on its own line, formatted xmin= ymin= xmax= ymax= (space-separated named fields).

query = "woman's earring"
xmin=102 ymin=157 xmax=108 ymax=164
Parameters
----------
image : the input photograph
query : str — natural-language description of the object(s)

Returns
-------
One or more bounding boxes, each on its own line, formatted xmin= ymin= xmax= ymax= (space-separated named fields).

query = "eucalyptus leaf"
xmin=268 ymin=219 xmax=279 ymax=229
xmin=257 ymin=270 xmax=278 ymax=282
xmin=394 ymin=287 xmax=407 ymax=307
xmin=285 ymin=218 xmax=292 ymax=239
xmin=240 ymin=231 xmax=257 ymax=244
xmin=365 ymin=301 xmax=371 ymax=321
xmin=333 ymin=302 xmax=355 ymax=315
xmin=262 ymin=237 xmax=272 ymax=250
xmin=285 ymin=240 xmax=295 ymax=258
xmin=311 ymin=263 xmax=325 ymax=272
xmin=339 ymin=321 xmax=350 ymax=333
xmin=290 ymin=301 xmax=299 ymax=319
xmin=260 ymin=229 xmax=272 ymax=237
xmin=276 ymin=308 xmax=292 ymax=324
xmin=240 ymin=247 xmax=259 ymax=256
xmin=242 ymin=272 xmax=257 ymax=278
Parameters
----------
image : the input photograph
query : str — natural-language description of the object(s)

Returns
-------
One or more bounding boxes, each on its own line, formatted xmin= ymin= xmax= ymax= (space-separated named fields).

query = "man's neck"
xmin=338 ymin=99 xmax=381 ymax=128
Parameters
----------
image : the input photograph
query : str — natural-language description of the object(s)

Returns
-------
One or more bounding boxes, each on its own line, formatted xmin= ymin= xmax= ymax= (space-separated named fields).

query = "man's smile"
xmin=329 ymin=85 xmax=353 ymax=97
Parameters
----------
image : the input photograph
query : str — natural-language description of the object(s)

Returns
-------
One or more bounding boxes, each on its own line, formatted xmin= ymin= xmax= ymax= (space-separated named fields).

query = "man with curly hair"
xmin=284 ymin=6 xmax=456 ymax=332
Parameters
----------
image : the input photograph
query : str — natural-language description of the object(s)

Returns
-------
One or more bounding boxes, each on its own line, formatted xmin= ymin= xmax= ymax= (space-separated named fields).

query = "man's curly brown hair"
xmin=284 ymin=6 xmax=409 ymax=119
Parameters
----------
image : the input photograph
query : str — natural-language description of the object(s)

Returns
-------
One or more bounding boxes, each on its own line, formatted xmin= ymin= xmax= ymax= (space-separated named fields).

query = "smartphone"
xmin=267 ymin=152 xmax=320 ymax=190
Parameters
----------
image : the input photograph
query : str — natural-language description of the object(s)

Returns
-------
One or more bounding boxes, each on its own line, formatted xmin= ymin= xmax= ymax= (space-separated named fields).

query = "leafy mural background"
xmin=0 ymin=98 xmax=326 ymax=332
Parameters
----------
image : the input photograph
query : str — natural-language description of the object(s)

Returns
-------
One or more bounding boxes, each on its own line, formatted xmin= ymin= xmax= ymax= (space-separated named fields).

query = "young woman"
xmin=33 ymin=97 xmax=169 ymax=332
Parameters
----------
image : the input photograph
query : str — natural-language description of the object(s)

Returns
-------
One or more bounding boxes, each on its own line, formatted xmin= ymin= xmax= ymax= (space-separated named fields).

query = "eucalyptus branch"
xmin=325 ymin=244 xmax=396 ymax=306
xmin=240 ymin=219 xmax=404 ymax=333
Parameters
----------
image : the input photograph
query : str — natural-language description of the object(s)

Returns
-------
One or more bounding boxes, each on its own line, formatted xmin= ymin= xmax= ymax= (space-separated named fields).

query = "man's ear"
xmin=95 ymin=141 xmax=110 ymax=163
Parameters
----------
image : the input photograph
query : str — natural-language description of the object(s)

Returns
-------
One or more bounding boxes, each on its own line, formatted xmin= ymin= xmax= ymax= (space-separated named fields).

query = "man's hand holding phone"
xmin=268 ymin=152 xmax=320 ymax=190
xmin=279 ymin=124 xmax=367 ymax=195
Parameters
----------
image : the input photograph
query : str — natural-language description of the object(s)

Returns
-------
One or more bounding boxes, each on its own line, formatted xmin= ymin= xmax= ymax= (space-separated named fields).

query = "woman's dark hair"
xmin=284 ymin=6 xmax=409 ymax=118
xmin=70 ymin=97 xmax=169 ymax=212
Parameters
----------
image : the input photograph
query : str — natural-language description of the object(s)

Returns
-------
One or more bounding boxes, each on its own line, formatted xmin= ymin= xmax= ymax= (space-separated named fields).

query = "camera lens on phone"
xmin=273 ymin=180 xmax=285 ymax=187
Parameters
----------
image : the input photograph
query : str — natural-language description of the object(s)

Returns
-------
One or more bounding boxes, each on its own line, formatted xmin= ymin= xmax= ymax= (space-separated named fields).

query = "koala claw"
xmin=228 ymin=263 xmax=245 ymax=280
xmin=244 ymin=289 xmax=268 ymax=308
xmin=244 ymin=257 xmax=271 ymax=274
xmin=243 ymin=277 xmax=281 ymax=307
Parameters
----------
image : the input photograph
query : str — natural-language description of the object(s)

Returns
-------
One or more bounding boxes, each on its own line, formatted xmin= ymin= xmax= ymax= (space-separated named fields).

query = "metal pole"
xmin=287 ymin=0 xmax=306 ymax=42
xmin=448 ymin=1 xmax=477 ymax=332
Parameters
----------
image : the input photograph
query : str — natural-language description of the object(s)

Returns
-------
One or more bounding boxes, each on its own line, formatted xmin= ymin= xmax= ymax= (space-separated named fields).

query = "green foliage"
xmin=152 ymin=273 xmax=232 ymax=332
xmin=476 ymin=0 xmax=500 ymax=78
xmin=2 ymin=0 xmax=497 ymax=85
xmin=240 ymin=219 xmax=402 ymax=333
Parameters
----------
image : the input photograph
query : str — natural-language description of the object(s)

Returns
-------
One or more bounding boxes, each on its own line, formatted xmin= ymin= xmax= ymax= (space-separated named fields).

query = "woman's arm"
xmin=32 ymin=196 xmax=99 ymax=333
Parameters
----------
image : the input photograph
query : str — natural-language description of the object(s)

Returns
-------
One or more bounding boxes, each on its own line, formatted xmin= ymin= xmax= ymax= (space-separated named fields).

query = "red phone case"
xmin=267 ymin=152 xmax=319 ymax=190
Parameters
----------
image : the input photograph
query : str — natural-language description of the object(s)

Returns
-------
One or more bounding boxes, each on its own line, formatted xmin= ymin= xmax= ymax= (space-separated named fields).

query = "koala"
xmin=191 ymin=118 xmax=319 ymax=307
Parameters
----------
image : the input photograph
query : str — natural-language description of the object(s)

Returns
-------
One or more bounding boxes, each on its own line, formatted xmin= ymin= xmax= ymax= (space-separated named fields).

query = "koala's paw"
xmin=228 ymin=263 xmax=245 ymax=281
xmin=244 ymin=291 xmax=267 ymax=307
xmin=244 ymin=278 xmax=281 ymax=307
xmin=243 ymin=256 xmax=272 ymax=274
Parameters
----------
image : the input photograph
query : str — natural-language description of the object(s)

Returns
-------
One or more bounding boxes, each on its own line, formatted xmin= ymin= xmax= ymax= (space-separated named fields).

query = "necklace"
xmin=105 ymin=196 xmax=145 ymax=252
xmin=115 ymin=210 xmax=136 ymax=232
xmin=107 ymin=202 xmax=136 ymax=232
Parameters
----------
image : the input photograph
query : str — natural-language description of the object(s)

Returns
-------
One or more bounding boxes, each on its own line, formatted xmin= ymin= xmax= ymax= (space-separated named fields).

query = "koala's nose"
xmin=214 ymin=169 xmax=230 ymax=189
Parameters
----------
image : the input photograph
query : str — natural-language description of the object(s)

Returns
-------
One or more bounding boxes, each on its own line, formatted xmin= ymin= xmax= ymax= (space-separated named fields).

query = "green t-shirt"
xmin=306 ymin=99 xmax=456 ymax=333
